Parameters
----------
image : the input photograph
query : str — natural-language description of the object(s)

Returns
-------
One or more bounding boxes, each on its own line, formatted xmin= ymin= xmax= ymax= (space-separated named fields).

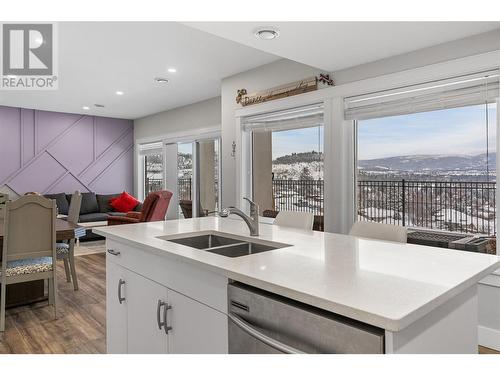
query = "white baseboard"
xmin=479 ymin=325 xmax=500 ymax=351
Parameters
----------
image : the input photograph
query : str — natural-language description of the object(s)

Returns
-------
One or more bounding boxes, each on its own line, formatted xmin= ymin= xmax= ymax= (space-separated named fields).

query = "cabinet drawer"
xmin=106 ymin=239 xmax=131 ymax=266
xmin=105 ymin=239 xmax=228 ymax=313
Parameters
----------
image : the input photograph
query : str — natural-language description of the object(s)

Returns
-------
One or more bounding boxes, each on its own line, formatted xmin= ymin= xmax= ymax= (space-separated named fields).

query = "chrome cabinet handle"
xmin=228 ymin=313 xmax=305 ymax=354
xmin=107 ymin=249 xmax=121 ymax=256
xmin=163 ymin=302 xmax=172 ymax=334
xmin=156 ymin=299 xmax=172 ymax=334
xmin=157 ymin=299 xmax=166 ymax=330
xmin=118 ymin=279 xmax=125 ymax=304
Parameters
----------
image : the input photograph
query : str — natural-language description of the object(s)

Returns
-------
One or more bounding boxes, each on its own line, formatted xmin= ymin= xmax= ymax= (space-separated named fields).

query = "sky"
xmin=270 ymin=104 xmax=497 ymax=161
xmin=272 ymin=126 xmax=323 ymax=159
xmin=358 ymin=103 xmax=497 ymax=160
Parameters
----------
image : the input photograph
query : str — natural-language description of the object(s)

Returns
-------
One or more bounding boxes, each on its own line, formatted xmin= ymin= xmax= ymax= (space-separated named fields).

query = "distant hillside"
xmin=358 ymin=153 xmax=496 ymax=172
xmin=273 ymin=151 xmax=323 ymax=165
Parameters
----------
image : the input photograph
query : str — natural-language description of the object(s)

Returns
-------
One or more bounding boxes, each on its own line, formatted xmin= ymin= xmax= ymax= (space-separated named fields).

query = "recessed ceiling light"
xmin=154 ymin=77 xmax=169 ymax=84
xmin=254 ymin=27 xmax=280 ymax=40
xmin=94 ymin=104 xmax=105 ymax=108
xmin=82 ymin=106 xmax=90 ymax=110
xmin=167 ymin=68 xmax=177 ymax=73
xmin=116 ymin=90 xmax=124 ymax=95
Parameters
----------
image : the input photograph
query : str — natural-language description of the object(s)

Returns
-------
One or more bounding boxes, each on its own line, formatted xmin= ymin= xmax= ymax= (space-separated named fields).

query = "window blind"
xmin=138 ymin=141 xmax=163 ymax=156
xmin=344 ymin=70 xmax=500 ymax=121
xmin=242 ymin=103 xmax=324 ymax=132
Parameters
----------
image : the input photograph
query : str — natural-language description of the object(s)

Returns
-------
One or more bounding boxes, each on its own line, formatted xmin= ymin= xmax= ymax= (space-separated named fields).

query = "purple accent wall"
xmin=0 ymin=105 xmax=133 ymax=195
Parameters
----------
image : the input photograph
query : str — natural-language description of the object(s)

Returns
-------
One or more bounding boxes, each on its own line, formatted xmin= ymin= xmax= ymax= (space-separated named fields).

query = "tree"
xmin=300 ymin=166 xmax=313 ymax=180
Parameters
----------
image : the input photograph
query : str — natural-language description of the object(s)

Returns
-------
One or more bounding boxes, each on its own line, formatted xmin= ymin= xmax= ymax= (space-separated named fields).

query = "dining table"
xmin=0 ymin=218 xmax=85 ymax=307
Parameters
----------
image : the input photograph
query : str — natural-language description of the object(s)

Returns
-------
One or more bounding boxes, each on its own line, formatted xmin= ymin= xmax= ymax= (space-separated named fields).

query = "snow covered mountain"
xmin=358 ymin=153 xmax=496 ymax=172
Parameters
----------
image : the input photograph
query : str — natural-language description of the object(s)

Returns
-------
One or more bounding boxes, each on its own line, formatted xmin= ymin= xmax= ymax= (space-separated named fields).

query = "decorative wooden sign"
xmin=236 ymin=74 xmax=334 ymax=107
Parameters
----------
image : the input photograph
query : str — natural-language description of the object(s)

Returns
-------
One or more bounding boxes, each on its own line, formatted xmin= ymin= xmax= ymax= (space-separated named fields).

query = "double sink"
xmin=157 ymin=231 xmax=291 ymax=258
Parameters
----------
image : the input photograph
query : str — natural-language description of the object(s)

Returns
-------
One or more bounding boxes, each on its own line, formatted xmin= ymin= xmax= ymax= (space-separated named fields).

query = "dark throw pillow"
xmin=44 ymin=193 xmax=70 ymax=215
xmin=78 ymin=192 xmax=99 ymax=215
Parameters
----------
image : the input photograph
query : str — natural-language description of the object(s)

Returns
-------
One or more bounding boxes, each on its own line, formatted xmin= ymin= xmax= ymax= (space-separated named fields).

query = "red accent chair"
xmin=107 ymin=190 xmax=173 ymax=225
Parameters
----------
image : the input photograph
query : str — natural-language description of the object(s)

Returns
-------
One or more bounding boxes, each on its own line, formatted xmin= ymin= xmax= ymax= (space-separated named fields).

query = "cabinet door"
xmin=167 ymin=289 xmax=228 ymax=353
xmin=126 ymin=270 xmax=169 ymax=354
xmin=106 ymin=259 xmax=128 ymax=354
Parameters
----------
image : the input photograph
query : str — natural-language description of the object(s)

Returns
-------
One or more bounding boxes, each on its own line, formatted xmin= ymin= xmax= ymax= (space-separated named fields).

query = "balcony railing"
xmin=147 ymin=177 xmax=496 ymax=236
xmin=178 ymin=178 xmax=192 ymax=200
xmin=272 ymin=179 xmax=324 ymax=216
xmin=145 ymin=178 xmax=163 ymax=195
xmin=357 ymin=179 xmax=496 ymax=236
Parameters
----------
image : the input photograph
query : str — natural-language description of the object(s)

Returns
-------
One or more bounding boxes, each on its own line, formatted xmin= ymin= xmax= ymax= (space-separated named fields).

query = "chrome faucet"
xmin=219 ymin=197 xmax=259 ymax=236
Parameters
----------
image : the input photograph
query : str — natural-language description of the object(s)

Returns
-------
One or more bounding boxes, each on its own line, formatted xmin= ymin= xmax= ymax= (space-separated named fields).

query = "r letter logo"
xmin=1 ymin=23 xmax=58 ymax=90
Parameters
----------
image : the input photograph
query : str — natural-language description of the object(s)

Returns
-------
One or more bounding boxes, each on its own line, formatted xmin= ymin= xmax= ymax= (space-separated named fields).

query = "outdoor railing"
xmin=147 ymin=177 xmax=496 ymax=235
xmin=145 ymin=178 xmax=163 ymax=196
xmin=144 ymin=178 xmax=197 ymax=201
xmin=357 ymin=179 xmax=496 ymax=235
xmin=272 ymin=179 xmax=324 ymax=216
xmin=178 ymin=178 xmax=192 ymax=200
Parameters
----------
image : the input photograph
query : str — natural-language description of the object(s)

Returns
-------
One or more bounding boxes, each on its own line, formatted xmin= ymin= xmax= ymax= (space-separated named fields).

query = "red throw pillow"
xmin=109 ymin=191 xmax=140 ymax=213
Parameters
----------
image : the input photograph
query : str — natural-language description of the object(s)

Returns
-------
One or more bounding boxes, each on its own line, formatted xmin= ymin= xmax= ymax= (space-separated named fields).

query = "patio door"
xmin=163 ymin=137 xmax=221 ymax=220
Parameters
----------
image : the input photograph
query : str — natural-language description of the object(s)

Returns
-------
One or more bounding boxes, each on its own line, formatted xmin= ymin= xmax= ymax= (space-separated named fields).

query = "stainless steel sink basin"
xmin=166 ymin=234 xmax=241 ymax=249
xmin=206 ymin=242 xmax=279 ymax=257
xmin=157 ymin=231 xmax=291 ymax=258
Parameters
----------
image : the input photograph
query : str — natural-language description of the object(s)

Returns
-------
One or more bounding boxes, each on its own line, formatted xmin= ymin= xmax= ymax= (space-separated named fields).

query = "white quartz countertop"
xmin=94 ymin=217 xmax=500 ymax=331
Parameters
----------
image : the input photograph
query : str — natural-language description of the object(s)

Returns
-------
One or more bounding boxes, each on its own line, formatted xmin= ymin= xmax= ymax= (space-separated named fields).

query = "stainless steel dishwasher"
xmin=228 ymin=282 xmax=385 ymax=354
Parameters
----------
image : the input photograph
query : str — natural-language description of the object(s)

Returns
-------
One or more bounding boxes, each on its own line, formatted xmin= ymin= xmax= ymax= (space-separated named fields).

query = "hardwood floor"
xmin=0 ymin=253 xmax=106 ymax=354
xmin=0 ymin=251 xmax=499 ymax=354
xmin=479 ymin=345 xmax=500 ymax=354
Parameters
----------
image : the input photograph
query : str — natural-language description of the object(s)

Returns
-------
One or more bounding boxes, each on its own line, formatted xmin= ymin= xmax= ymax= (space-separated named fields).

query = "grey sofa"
xmin=44 ymin=192 xmax=142 ymax=223
xmin=44 ymin=192 xmax=142 ymax=240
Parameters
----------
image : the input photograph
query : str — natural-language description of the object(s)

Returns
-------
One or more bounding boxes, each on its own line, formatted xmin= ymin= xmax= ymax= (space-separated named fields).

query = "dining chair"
xmin=274 ymin=210 xmax=314 ymax=230
xmin=56 ymin=191 xmax=82 ymax=291
xmin=349 ymin=221 xmax=407 ymax=243
xmin=0 ymin=195 xmax=57 ymax=332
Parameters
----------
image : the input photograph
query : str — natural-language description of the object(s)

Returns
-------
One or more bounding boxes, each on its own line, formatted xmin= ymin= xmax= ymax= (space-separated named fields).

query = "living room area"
xmin=2 ymin=8 xmax=500 ymax=368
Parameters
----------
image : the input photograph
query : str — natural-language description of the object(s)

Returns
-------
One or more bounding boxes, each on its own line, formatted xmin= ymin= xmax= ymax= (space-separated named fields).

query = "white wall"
xmin=134 ymin=96 xmax=221 ymax=141
xmin=133 ymin=96 xmax=221 ymax=196
xmin=333 ymin=28 xmax=500 ymax=85
xmin=221 ymin=59 xmax=321 ymax=207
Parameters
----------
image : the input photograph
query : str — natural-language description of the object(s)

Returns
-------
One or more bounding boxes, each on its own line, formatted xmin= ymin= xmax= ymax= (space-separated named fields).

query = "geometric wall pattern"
xmin=0 ymin=105 xmax=133 ymax=196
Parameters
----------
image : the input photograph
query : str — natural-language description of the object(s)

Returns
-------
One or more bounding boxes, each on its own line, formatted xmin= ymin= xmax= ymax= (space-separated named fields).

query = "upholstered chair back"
xmin=67 ymin=191 xmax=82 ymax=224
xmin=2 ymin=195 xmax=56 ymax=262
xmin=140 ymin=190 xmax=173 ymax=222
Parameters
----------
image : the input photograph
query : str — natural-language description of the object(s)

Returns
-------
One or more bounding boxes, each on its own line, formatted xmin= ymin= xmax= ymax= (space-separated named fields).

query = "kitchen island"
xmin=94 ymin=217 xmax=500 ymax=354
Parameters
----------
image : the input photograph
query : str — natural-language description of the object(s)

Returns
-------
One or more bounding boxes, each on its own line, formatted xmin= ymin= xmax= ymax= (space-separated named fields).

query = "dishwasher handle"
xmin=228 ymin=313 xmax=305 ymax=354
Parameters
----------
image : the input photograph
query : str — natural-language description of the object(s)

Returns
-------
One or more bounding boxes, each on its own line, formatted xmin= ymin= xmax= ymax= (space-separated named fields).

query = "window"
xmin=144 ymin=153 xmax=164 ymax=195
xmin=348 ymin=70 xmax=499 ymax=244
xmin=139 ymin=142 xmax=164 ymax=198
xmin=177 ymin=142 xmax=193 ymax=217
xmin=243 ymin=104 xmax=324 ymax=228
xmin=357 ymin=104 xmax=497 ymax=235
xmin=197 ymin=138 xmax=220 ymax=216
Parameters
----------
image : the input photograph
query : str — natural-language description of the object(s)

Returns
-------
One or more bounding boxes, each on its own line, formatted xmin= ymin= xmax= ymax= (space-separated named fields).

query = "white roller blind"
xmin=242 ymin=103 xmax=324 ymax=132
xmin=345 ymin=70 xmax=500 ymax=121
xmin=138 ymin=141 xmax=163 ymax=156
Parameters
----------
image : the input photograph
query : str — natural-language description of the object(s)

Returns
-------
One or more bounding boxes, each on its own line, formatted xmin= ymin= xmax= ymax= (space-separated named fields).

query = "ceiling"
xmin=1 ymin=22 xmax=500 ymax=120
xmin=0 ymin=22 xmax=280 ymax=119
xmin=185 ymin=22 xmax=500 ymax=71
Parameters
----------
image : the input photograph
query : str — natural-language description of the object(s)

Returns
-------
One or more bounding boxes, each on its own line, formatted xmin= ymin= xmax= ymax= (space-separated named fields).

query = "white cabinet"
xmin=106 ymin=241 xmax=228 ymax=354
xmin=106 ymin=259 xmax=128 ymax=354
xmin=126 ymin=271 xmax=169 ymax=354
xmin=167 ymin=288 xmax=227 ymax=353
